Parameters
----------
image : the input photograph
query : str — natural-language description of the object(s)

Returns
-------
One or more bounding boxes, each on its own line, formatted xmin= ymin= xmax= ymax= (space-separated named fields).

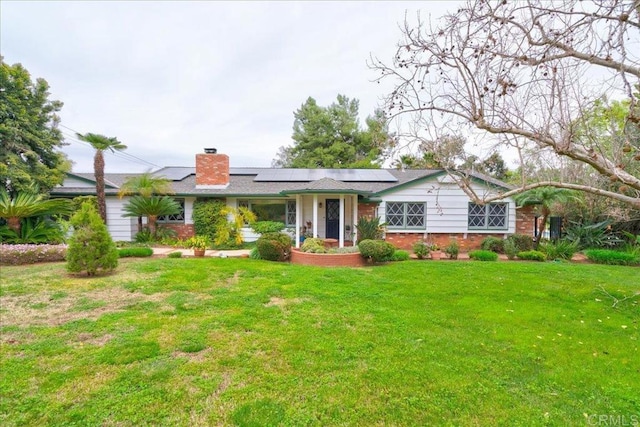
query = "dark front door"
xmin=325 ymin=199 xmax=340 ymax=239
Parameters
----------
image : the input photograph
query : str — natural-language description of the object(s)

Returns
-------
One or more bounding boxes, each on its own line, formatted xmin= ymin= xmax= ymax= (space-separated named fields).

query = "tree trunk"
xmin=6 ymin=217 xmax=21 ymax=235
xmin=534 ymin=208 xmax=551 ymax=250
xmin=148 ymin=215 xmax=157 ymax=239
xmin=94 ymin=150 xmax=107 ymax=224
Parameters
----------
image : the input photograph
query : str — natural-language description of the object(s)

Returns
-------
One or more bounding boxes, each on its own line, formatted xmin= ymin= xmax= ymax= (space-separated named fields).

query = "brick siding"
xmin=161 ymin=224 xmax=195 ymax=240
xmin=196 ymin=153 xmax=229 ymax=186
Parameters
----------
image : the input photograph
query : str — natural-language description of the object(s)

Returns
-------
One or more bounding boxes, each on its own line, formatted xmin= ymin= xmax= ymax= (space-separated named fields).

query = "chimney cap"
xmin=204 ymin=148 xmax=217 ymax=154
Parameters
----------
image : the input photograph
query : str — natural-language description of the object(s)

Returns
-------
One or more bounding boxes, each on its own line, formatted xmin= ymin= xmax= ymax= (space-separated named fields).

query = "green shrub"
xmin=517 ymin=250 xmax=547 ymax=262
xmin=261 ymin=232 xmax=292 ymax=247
xmin=134 ymin=227 xmax=153 ymax=243
xmin=504 ymin=238 xmax=518 ymax=260
xmin=358 ymin=239 xmax=396 ymax=263
xmin=301 ymin=237 xmax=326 ymax=253
xmin=621 ymin=231 xmax=640 ymax=256
xmin=540 ymin=240 xmax=578 ymax=261
xmin=167 ymin=251 xmax=182 ymax=259
xmin=251 ymin=221 xmax=285 ymax=234
xmin=412 ymin=241 xmax=430 ymax=259
xmin=0 ymin=217 xmax=66 ymax=244
xmin=481 ymin=236 xmax=504 ymax=253
xmin=249 ymin=247 xmax=261 ymax=259
xmin=356 ymin=217 xmax=385 ymax=243
xmin=154 ymin=226 xmax=177 ymax=241
xmin=192 ymin=199 xmax=227 ymax=242
xmin=118 ymin=247 xmax=153 ymax=258
xmin=256 ymin=232 xmax=291 ymax=261
xmin=507 ymin=234 xmax=534 ymax=252
xmin=564 ymin=220 xmax=623 ymax=249
xmin=256 ymin=239 xmax=287 ymax=261
xmin=327 ymin=246 xmax=360 ymax=254
xmin=390 ymin=250 xmax=410 ymax=261
xmin=584 ymin=249 xmax=639 ymax=266
xmin=0 ymin=244 xmax=67 ymax=265
xmin=444 ymin=241 xmax=459 ymax=259
xmin=468 ymin=250 xmax=498 ymax=261
xmin=66 ymin=202 xmax=118 ymax=276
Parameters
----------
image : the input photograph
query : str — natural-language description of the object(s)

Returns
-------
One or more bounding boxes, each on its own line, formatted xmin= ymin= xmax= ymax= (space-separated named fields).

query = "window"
xmin=385 ymin=202 xmax=426 ymax=229
xmin=238 ymin=199 xmax=296 ymax=227
xmin=286 ymin=200 xmax=296 ymax=226
xmin=157 ymin=198 xmax=185 ymax=223
xmin=468 ymin=203 xmax=508 ymax=230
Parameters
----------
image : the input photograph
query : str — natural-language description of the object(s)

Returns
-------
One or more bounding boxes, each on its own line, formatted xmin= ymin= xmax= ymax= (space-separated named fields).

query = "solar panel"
xmin=230 ymin=168 xmax=266 ymax=175
xmin=154 ymin=167 xmax=194 ymax=181
xmin=253 ymin=169 xmax=398 ymax=182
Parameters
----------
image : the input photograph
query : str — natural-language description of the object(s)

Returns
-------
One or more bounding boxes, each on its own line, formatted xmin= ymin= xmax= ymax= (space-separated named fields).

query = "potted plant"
xmin=444 ymin=240 xmax=460 ymax=260
xmin=185 ymin=235 xmax=210 ymax=257
xmin=429 ymin=243 xmax=443 ymax=260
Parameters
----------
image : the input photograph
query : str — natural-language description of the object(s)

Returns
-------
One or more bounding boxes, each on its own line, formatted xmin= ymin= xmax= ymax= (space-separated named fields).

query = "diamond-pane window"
xmin=157 ymin=198 xmax=185 ymax=223
xmin=468 ymin=203 xmax=508 ymax=230
xmin=386 ymin=202 xmax=405 ymax=227
xmin=385 ymin=202 xmax=426 ymax=229
xmin=286 ymin=200 xmax=296 ymax=226
xmin=488 ymin=204 xmax=507 ymax=228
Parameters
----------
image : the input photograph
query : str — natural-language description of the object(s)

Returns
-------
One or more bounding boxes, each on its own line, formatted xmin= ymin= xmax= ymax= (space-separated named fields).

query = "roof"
xmin=52 ymin=167 xmax=512 ymax=197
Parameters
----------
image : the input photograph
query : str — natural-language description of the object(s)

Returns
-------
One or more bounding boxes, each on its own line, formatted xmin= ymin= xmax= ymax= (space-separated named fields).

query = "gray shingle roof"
xmin=53 ymin=167 xmax=510 ymax=197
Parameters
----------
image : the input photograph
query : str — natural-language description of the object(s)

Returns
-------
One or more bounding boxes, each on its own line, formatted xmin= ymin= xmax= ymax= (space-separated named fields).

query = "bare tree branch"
xmin=372 ymin=0 xmax=640 ymax=207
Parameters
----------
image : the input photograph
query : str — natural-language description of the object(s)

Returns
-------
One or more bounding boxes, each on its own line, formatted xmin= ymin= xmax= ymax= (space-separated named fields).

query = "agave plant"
xmin=355 ymin=216 xmax=386 ymax=243
xmin=564 ymin=220 xmax=623 ymax=250
xmin=122 ymin=195 xmax=181 ymax=239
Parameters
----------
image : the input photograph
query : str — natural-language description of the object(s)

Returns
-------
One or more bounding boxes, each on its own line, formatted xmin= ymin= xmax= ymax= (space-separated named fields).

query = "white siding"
xmin=105 ymin=197 xmax=137 ymax=241
xmin=62 ymin=176 xmax=96 ymax=188
xmin=184 ymin=197 xmax=195 ymax=224
xmin=379 ymin=177 xmax=516 ymax=235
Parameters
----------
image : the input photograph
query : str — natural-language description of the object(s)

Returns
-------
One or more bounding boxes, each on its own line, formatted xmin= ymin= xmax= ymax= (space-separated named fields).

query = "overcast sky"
xmin=2 ymin=1 xmax=462 ymax=173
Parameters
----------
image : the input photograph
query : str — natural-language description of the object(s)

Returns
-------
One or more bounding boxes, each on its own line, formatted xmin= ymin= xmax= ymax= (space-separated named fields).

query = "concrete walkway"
xmin=151 ymin=247 xmax=251 ymax=258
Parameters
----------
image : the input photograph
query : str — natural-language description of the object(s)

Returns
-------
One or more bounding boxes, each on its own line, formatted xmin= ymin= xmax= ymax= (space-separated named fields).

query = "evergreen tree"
xmin=273 ymin=95 xmax=393 ymax=168
xmin=0 ymin=60 xmax=70 ymax=193
xmin=66 ymin=201 xmax=118 ymax=276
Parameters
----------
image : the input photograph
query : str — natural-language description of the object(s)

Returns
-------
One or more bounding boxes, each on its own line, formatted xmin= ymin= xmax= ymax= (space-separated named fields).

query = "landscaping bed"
xmin=290 ymin=248 xmax=366 ymax=267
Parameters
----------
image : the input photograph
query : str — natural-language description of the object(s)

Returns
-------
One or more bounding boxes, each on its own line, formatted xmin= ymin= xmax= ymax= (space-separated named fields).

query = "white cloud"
xmin=1 ymin=1 xmax=458 ymax=172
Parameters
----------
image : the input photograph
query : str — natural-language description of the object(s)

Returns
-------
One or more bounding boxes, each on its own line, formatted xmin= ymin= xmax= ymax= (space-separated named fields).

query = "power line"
xmin=59 ymin=125 xmax=161 ymax=169
xmin=61 ymin=131 xmax=159 ymax=169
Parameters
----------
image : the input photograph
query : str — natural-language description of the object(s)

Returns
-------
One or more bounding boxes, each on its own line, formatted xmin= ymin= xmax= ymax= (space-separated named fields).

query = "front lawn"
xmin=0 ymin=259 xmax=638 ymax=426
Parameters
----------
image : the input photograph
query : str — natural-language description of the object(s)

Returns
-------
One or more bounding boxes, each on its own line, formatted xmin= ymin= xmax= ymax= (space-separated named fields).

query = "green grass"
xmin=1 ymin=259 xmax=638 ymax=426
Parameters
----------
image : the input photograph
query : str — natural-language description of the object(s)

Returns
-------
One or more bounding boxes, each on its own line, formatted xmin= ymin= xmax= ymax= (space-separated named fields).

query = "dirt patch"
xmin=263 ymin=296 xmax=306 ymax=308
xmin=225 ymin=271 xmax=242 ymax=287
xmin=75 ymin=332 xmax=114 ymax=347
xmin=172 ymin=347 xmax=212 ymax=362
xmin=0 ymin=288 xmax=171 ymax=327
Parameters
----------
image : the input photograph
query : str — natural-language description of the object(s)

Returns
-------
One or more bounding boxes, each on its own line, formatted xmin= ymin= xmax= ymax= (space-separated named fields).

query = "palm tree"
xmin=76 ymin=132 xmax=127 ymax=224
xmin=0 ymin=188 xmax=73 ymax=235
xmin=122 ymin=195 xmax=180 ymax=238
xmin=117 ymin=171 xmax=174 ymax=198
xmin=118 ymin=172 xmax=174 ymax=232
xmin=515 ymin=187 xmax=577 ymax=249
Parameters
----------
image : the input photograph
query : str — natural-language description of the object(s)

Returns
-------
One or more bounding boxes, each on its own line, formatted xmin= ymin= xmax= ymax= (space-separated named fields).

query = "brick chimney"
xmin=195 ymin=148 xmax=229 ymax=187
